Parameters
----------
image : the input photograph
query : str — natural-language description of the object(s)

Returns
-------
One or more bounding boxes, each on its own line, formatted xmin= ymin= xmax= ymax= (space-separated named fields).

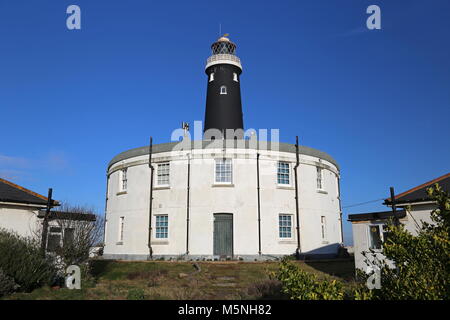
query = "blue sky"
xmin=0 ymin=1 xmax=449 ymax=245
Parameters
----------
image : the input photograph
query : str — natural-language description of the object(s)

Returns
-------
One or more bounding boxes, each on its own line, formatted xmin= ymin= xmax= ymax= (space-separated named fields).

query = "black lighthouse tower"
xmin=204 ymin=36 xmax=244 ymax=138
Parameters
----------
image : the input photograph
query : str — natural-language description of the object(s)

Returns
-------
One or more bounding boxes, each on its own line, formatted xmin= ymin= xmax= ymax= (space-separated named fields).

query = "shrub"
xmin=0 ymin=229 xmax=56 ymax=292
xmin=275 ymin=257 xmax=345 ymax=300
xmin=42 ymin=203 xmax=104 ymax=269
xmin=127 ymin=288 xmax=145 ymax=300
xmin=362 ymin=183 xmax=450 ymax=300
xmin=0 ymin=269 xmax=20 ymax=297
xmin=246 ymin=279 xmax=285 ymax=299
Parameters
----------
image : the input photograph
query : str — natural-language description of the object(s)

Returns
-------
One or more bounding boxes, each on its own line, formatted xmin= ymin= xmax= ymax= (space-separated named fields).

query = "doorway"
xmin=213 ymin=213 xmax=233 ymax=257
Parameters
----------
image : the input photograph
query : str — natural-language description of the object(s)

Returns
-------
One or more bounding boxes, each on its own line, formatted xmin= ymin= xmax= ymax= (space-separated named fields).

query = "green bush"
xmin=275 ymin=257 xmax=346 ymax=300
xmin=362 ymin=183 xmax=450 ymax=300
xmin=0 ymin=268 xmax=20 ymax=297
xmin=0 ymin=229 xmax=56 ymax=292
xmin=127 ymin=288 xmax=145 ymax=300
xmin=275 ymin=258 xmax=373 ymax=300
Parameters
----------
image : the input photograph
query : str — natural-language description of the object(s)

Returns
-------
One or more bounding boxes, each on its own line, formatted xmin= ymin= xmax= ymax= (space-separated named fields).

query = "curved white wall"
xmin=103 ymin=145 xmax=342 ymax=260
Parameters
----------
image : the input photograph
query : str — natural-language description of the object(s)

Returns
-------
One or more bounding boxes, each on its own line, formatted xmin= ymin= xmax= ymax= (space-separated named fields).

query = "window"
xmin=233 ymin=72 xmax=238 ymax=82
xmin=63 ymin=228 xmax=75 ymax=246
xmin=279 ymin=215 xmax=292 ymax=238
xmin=321 ymin=216 xmax=327 ymax=240
xmin=209 ymin=72 xmax=214 ymax=82
xmin=369 ymin=225 xmax=382 ymax=249
xmin=220 ymin=85 xmax=227 ymax=95
xmin=155 ymin=215 xmax=168 ymax=239
xmin=119 ymin=217 xmax=124 ymax=242
xmin=215 ymin=159 xmax=232 ymax=183
xmin=382 ymin=224 xmax=389 ymax=244
xmin=47 ymin=227 xmax=75 ymax=252
xmin=120 ymin=168 xmax=127 ymax=191
xmin=47 ymin=226 xmax=62 ymax=252
xmin=157 ymin=162 xmax=170 ymax=186
xmin=277 ymin=161 xmax=290 ymax=185
xmin=316 ymin=167 xmax=323 ymax=190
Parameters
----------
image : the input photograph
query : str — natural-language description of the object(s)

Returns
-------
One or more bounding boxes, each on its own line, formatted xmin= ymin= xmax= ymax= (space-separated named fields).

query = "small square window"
xmin=215 ymin=159 xmax=232 ymax=183
xmin=220 ymin=85 xmax=227 ymax=95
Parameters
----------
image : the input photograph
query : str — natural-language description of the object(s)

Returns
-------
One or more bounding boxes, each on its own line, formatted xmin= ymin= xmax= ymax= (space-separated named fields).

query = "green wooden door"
xmin=213 ymin=213 xmax=233 ymax=257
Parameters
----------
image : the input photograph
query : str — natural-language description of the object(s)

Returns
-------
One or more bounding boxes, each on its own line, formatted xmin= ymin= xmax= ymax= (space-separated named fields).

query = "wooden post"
xmin=390 ymin=186 xmax=400 ymax=226
xmin=41 ymin=188 xmax=53 ymax=257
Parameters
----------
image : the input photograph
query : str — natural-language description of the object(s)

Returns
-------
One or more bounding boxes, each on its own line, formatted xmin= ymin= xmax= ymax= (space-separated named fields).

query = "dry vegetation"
xmin=4 ymin=259 xmax=355 ymax=300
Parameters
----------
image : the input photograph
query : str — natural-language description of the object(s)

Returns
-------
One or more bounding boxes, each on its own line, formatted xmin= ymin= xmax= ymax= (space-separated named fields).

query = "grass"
xmin=3 ymin=258 xmax=355 ymax=300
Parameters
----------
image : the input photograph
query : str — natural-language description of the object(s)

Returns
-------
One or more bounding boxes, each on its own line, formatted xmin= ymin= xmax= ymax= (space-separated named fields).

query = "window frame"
xmin=278 ymin=214 xmax=293 ymax=239
xmin=277 ymin=161 xmax=291 ymax=186
xmin=118 ymin=216 xmax=125 ymax=243
xmin=155 ymin=215 xmax=169 ymax=239
xmin=156 ymin=162 xmax=170 ymax=187
xmin=220 ymin=85 xmax=227 ymax=95
xmin=47 ymin=226 xmax=62 ymax=252
xmin=368 ymin=224 xmax=383 ymax=250
xmin=46 ymin=226 xmax=75 ymax=252
xmin=63 ymin=227 xmax=75 ymax=246
xmin=214 ymin=158 xmax=233 ymax=184
xmin=320 ymin=216 xmax=327 ymax=241
xmin=316 ymin=167 xmax=323 ymax=190
xmin=233 ymin=72 xmax=238 ymax=82
xmin=209 ymin=72 xmax=214 ymax=82
xmin=120 ymin=168 xmax=128 ymax=192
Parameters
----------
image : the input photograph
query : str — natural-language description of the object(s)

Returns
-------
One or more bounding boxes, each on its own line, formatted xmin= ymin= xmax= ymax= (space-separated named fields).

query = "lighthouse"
xmin=102 ymin=36 xmax=343 ymax=261
xmin=204 ymin=35 xmax=244 ymax=138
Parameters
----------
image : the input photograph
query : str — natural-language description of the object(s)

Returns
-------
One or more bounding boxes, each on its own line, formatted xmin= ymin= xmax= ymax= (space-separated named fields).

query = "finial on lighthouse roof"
xmin=218 ymin=34 xmax=230 ymax=42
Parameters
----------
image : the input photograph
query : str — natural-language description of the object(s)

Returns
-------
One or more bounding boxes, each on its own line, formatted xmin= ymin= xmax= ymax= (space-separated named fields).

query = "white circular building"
xmin=103 ymin=37 xmax=343 ymax=261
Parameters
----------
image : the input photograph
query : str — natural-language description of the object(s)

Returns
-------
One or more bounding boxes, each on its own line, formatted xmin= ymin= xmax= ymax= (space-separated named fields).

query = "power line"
xmin=342 ymin=197 xmax=386 ymax=209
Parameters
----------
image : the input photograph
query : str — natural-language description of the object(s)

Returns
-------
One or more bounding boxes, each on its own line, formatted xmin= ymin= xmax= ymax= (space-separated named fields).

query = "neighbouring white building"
xmin=0 ymin=177 xmax=50 ymax=238
xmin=103 ymin=36 xmax=344 ymax=261
xmin=349 ymin=172 xmax=449 ymax=272
xmin=0 ymin=177 xmax=96 ymax=252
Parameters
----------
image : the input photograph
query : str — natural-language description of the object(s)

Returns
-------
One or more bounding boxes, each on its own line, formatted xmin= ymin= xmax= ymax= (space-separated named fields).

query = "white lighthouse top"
xmin=217 ymin=36 xmax=230 ymax=42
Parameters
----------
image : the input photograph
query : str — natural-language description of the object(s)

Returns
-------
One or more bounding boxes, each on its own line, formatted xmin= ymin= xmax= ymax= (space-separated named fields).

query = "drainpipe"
xmin=337 ymin=175 xmax=344 ymax=245
xmin=103 ymin=173 xmax=109 ymax=246
xmin=294 ymin=137 xmax=301 ymax=259
xmin=148 ymin=137 xmax=154 ymax=260
xmin=186 ymin=153 xmax=191 ymax=255
xmin=256 ymin=153 xmax=262 ymax=255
